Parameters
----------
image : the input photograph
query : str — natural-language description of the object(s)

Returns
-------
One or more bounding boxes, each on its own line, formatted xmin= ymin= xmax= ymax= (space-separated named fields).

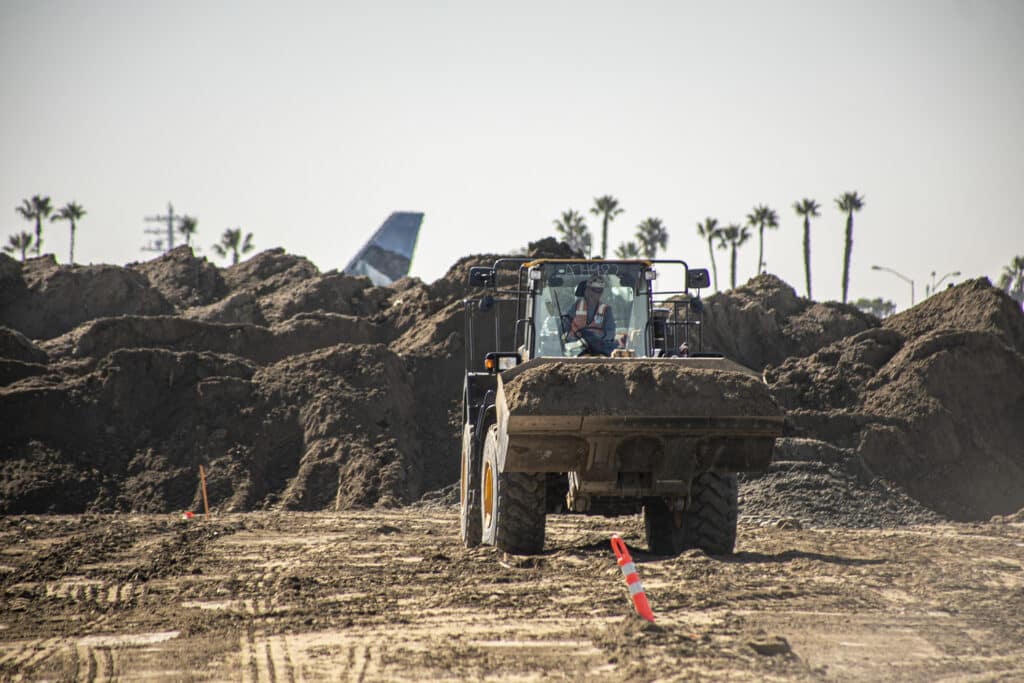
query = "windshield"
xmin=530 ymin=262 xmax=651 ymax=357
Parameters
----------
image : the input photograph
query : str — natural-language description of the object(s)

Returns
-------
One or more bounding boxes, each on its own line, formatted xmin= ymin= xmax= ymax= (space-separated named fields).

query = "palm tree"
xmin=696 ymin=217 xmax=722 ymax=291
xmin=635 ymin=217 xmax=668 ymax=258
xmin=3 ymin=232 xmax=34 ymax=261
xmin=745 ymin=204 xmax=779 ymax=276
xmin=212 ymin=227 xmax=255 ymax=265
xmin=179 ymin=215 xmax=198 ymax=247
xmin=553 ymin=209 xmax=592 ymax=257
xmin=835 ymin=191 xmax=866 ymax=304
xmin=16 ymin=194 xmax=52 ymax=257
xmin=51 ymin=202 xmax=86 ymax=265
xmin=793 ymin=198 xmax=820 ymax=299
xmin=717 ymin=223 xmax=751 ymax=289
xmin=614 ymin=241 xmax=641 ymax=258
xmin=590 ymin=195 xmax=624 ymax=258
xmin=998 ymin=255 xmax=1024 ymax=306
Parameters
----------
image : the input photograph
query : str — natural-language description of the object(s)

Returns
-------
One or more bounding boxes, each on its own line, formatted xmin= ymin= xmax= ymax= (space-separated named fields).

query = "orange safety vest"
xmin=569 ymin=300 xmax=607 ymax=337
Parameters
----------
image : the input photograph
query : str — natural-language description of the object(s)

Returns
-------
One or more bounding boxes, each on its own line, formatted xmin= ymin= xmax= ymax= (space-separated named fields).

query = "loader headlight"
xmin=484 ymin=355 xmax=518 ymax=371
xmin=644 ymin=270 xmax=657 ymax=281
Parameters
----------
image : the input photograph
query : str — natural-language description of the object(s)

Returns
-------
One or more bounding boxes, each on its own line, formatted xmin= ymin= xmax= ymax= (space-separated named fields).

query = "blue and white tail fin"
xmin=343 ymin=212 xmax=423 ymax=286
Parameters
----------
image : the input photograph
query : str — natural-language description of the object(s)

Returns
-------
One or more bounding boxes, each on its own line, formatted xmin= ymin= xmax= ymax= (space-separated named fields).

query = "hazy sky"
xmin=2 ymin=0 xmax=1022 ymax=310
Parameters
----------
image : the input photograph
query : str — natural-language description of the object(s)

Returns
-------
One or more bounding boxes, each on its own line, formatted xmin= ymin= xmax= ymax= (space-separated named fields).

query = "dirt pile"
xmin=765 ymin=278 xmax=1024 ymax=521
xmin=2 ymin=242 xmax=1022 ymax=526
xmin=0 ymin=254 xmax=172 ymax=340
xmin=128 ymin=245 xmax=228 ymax=308
xmin=701 ymin=274 xmax=877 ymax=370
xmin=0 ymin=241 xmax=577 ymax=514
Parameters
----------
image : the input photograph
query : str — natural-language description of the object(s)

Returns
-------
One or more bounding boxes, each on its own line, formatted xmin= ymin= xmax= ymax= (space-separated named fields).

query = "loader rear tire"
xmin=460 ymin=423 xmax=482 ymax=548
xmin=644 ymin=471 xmax=738 ymax=556
xmin=480 ymin=426 xmax=546 ymax=555
xmin=684 ymin=471 xmax=738 ymax=556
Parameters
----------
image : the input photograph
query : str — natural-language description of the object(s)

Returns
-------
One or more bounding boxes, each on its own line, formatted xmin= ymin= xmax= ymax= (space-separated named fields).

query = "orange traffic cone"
xmin=610 ymin=534 xmax=655 ymax=622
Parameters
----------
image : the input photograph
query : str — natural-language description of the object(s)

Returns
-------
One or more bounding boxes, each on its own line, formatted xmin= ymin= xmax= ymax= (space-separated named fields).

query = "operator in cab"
xmin=562 ymin=274 xmax=616 ymax=355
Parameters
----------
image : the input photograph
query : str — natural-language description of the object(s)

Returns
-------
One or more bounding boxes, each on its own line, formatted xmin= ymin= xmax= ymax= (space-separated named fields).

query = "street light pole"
xmin=932 ymin=270 xmax=961 ymax=294
xmin=872 ymin=264 xmax=915 ymax=307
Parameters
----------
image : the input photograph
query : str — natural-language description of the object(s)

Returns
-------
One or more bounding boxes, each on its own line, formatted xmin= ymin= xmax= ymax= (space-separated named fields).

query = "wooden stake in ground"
xmin=199 ymin=465 xmax=210 ymax=520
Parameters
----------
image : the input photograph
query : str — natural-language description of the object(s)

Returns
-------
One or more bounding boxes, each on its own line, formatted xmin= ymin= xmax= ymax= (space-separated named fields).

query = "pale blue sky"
xmin=2 ymin=0 xmax=1022 ymax=310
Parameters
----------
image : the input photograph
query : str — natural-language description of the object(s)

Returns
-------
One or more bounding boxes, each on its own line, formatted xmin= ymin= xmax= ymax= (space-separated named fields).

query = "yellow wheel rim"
xmin=483 ymin=460 xmax=494 ymax=528
xmin=460 ymin=447 xmax=467 ymax=507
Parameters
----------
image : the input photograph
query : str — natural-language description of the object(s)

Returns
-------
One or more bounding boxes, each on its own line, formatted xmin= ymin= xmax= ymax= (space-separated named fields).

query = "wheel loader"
xmin=459 ymin=257 xmax=783 ymax=556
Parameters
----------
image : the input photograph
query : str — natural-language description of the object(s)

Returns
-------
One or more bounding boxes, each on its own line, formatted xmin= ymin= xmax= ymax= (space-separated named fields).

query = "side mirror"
xmin=687 ymin=268 xmax=711 ymax=290
xmin=468 ymin=267 xmax=495 ymax=287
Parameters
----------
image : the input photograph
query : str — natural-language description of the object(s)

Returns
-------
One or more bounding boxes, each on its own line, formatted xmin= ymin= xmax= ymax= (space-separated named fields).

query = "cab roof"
xmin=521 ymin=258 xmax=653 ymax=268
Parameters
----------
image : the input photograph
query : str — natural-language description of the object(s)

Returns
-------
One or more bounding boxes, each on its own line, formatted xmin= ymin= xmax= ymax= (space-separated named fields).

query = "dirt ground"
xmin=2 ymin=506 xmax=1022 ymax=682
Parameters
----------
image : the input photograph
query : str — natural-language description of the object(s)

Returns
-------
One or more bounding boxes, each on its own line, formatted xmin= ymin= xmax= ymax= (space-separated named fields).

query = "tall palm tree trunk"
xmin=730 ymin=245 xmax=738 ymax=289
xmin=803 ymin=217 xmax=812 ymax=299
xmin=34 ymin=218 xmax=42 ymax=257
xmin=601 ymin=216 xmax=609 ymax=258
xmin=69 ymin=221 xmax=76 ymax=265
xmin=841 ymin=213 xmax=854 ymax=303
xmin=707 ymin=238 xmax=719 ymax=291
xmin=757 ymin=226 xmax=764 ymax=275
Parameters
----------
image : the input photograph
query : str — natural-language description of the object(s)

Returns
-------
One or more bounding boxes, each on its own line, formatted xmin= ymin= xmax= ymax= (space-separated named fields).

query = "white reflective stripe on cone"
xmin=628 ymin=582 xmax=645 ymax=596
xmin=619 ymin=562 xmax=636 ymax=576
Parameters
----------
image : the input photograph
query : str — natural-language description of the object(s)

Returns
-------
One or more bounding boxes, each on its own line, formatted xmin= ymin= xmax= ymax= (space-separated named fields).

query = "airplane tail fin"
xmin=343 ymin=212 xmax=423 ymax=286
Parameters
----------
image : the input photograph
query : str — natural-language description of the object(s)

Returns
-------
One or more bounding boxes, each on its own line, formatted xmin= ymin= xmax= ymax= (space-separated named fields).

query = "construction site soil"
xmin=2 ymin=244 xmax=1023 ymax=679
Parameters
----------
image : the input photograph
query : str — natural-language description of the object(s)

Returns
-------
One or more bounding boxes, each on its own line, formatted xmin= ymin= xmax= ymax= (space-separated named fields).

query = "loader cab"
xmin=527 ymin=261 xmax=652 ymax=358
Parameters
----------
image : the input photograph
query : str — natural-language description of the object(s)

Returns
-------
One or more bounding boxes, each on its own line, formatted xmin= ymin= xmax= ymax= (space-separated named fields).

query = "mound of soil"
xmin=765 ymin=279 xmax=1024 ymax=521
xmin=129 ymin=245 xmax=227 ymax=308
xmin=701 ymin=274 xmax=877 ymax=369
xmin=738 ymin=437 xmax=944 ymax=528
xmin=0 ymin=255 xmax=172 ymax=340
xmin=2 ymin=240 xmax=1022 ymax=529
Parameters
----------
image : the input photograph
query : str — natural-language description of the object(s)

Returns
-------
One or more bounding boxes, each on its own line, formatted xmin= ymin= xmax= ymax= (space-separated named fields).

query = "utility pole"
xmin=141 ymin=202 xmax=181 ymax=254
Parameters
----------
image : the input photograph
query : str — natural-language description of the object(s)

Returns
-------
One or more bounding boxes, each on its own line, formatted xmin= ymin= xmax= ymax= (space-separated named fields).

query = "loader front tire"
xmin=644 ymin=471 xmax=738 ymax=556
xmin=480 ymin=426 xmax=546 ymax=555
xmin=460 ymin=423 xmax=482 ymax=548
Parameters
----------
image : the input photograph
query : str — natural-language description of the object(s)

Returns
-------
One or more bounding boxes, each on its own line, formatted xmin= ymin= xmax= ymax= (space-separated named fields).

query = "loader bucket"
xmin=493 ymin=357 xmax=783 ymax=495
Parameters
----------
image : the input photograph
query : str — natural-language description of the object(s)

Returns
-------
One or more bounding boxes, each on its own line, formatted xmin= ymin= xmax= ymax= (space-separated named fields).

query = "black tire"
xmin=643 ymin=496 xmax=685 ymax=555
xmin=480 ymin=426 xmax=546 ymax=554
xmin=644 ymin=471 xmax=738 ymax=556
xmin=460 ymin=423 xmax=482 ymax=548
xmin=685 ymin=471 xmax=738 ymax=556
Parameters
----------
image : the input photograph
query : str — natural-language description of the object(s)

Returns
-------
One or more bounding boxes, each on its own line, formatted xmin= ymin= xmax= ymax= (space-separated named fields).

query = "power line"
xmin=141 ymin=202 xmax=182 ymax=253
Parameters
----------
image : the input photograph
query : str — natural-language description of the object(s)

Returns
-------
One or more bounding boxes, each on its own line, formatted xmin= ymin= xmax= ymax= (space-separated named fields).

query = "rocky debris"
xmin=0 ymin=255 xmax=172 ymax=340
xmin=701 ymin=274 xmax=877 ymax=370
xmin=739 ymin=437 xmax=944 ymax=528
xmin=129 ymin=245 xmax=227 ymax=308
